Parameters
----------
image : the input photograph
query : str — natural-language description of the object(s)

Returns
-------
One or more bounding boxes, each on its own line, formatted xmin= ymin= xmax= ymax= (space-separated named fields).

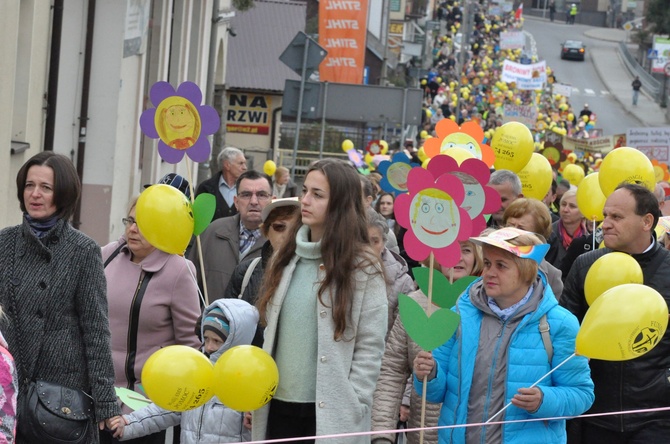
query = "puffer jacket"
xmin=561 ymin=241 xmax=670 ymax=431
xmin=372 ymin=290 xmax=440 ymax=444
xmin=416 ymin=274 xmax=594 ymax=444
xmin=120 ymin=299 xmax=259 ymax=443
xmin=382 ymin=248 xmax=416 ymax=335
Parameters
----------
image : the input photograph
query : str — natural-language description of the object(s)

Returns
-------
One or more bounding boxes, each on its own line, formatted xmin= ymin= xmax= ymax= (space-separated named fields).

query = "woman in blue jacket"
xmin=414 ymin=228 xmax=594 ymax=444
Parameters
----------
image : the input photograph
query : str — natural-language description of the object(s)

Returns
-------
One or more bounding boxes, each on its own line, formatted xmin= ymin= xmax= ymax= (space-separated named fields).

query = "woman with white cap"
xmin=414 ymin=227 xmax=594 ymax=444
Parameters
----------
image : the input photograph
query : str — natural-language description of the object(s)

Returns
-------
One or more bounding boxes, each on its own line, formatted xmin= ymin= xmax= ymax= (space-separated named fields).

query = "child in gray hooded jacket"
xmin=108 ymin=298 xmax=259 ymax=443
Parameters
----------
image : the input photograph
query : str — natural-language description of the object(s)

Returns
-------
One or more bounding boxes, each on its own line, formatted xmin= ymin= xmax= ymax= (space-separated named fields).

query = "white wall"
xmin=0 ymin=0 xmax=51 ymax=228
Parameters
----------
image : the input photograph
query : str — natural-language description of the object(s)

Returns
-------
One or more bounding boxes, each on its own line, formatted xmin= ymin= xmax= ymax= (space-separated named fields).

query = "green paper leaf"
xmin=413 ymin=267 xmax=478 ymax=309
xmin=115 ymin=387 xmax=151 ymax=411
xmin=398 ymin=293 xmax=460 ymax=351
xmin=484 ymin=214 xmax=491 ymax=222
xmin=193 ymin=193 xmax=216 ymax=236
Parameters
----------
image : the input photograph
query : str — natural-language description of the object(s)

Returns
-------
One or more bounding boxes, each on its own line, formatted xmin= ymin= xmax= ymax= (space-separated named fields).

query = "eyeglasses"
xmin=237 ymin=191 xmax=271 ymax=202
xmin=122 ymin=217 xmax=137 ymax=227
xmin=271 ymin=223 xmax=287 ymax=233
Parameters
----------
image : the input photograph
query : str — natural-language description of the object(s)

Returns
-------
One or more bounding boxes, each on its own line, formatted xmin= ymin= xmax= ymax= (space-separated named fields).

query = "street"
xmin=524 ymin=17 xmax=638 ymax=136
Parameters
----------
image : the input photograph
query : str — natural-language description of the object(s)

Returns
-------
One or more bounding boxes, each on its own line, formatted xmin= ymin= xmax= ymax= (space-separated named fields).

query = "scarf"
xmin=558 ymin=219 xmax=586 ymax=250
xmin=24 ymin=213 xmax=59 ymax=239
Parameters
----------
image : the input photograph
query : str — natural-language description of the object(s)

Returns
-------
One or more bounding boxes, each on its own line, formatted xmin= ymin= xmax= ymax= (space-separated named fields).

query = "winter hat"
xmin=144 ymin=173 xmax=191 ymax=200
xmin=203 ymin=307 xmax=230 ymax=342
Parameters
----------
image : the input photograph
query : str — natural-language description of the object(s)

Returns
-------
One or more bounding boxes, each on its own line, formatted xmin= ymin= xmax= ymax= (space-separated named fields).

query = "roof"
xmin=226 ymin=0 xmax=305 ymax=92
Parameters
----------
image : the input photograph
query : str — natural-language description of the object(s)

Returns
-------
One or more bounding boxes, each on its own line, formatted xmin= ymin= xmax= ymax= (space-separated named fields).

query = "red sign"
xmin=319 ymin=0 xmax=368 ymax=84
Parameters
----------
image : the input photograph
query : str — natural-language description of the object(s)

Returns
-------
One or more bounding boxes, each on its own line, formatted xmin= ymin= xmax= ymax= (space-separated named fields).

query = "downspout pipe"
xmin=72 ymin=0 xmax=96 ymax=229
xmin=44 ymin=0 xmax=64 ymax=151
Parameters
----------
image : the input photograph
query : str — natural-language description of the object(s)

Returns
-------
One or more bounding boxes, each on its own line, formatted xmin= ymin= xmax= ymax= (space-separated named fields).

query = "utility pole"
xmin=455 ymin=0 xmax=470 ymax=121
xmin=380 ymin=0 xmax=390 ymax=85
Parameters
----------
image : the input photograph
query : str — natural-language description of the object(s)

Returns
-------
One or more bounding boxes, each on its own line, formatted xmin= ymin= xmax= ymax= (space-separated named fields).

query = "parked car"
xmin=560 ymin=40 xmax=586 ymax=61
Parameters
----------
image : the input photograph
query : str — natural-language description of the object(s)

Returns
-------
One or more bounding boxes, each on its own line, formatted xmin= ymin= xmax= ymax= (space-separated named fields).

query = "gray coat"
xmin=188 ymin=214 xmax=267 ymax=301
xmin=121 ymin=299 xmax=259 ymax=443
xmin=0 ymin=218 xmax=119 ymax=442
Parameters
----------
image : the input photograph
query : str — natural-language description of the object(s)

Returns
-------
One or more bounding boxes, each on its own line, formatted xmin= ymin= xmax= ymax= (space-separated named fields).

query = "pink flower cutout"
xmin=394 ymin=167 xmax=472 ymax=268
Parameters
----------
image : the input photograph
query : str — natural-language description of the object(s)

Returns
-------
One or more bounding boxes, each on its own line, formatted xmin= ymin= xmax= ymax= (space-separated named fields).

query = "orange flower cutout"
xmin=652 ymin=159 xmax=670 ymax=182
xmin=424 ymin=119 xmax=495 ymax=168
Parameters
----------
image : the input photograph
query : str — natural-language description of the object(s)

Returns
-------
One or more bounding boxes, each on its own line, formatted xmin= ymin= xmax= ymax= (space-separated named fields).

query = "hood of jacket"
xmin=201 ymin=299 xmax=259 ymax=363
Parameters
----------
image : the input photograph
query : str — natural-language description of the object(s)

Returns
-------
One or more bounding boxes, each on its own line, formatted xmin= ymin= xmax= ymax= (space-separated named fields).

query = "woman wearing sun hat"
xmin=414 ymin=227 xmax=594 ymax=444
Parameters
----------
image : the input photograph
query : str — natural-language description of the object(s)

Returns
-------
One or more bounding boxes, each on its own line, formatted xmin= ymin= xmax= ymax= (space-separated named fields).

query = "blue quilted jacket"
xmin=416 ymin=273 xmax=594 ymax=443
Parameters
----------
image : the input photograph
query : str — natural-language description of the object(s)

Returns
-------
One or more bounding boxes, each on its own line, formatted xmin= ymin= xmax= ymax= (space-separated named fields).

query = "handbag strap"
xmin=239 ymin=257 xmax=261 ymax=299
xmin=124 ymin=270 xmax=154 ymax=390
xmin=104 ymin=241 xmax=126 ymax=268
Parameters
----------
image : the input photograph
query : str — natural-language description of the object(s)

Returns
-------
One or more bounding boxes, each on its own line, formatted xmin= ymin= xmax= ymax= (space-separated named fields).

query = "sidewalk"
xmin=525 ymin=17 xmax=668 ymax=127
xmin=583 ymin=27 xmax=669 ymax=127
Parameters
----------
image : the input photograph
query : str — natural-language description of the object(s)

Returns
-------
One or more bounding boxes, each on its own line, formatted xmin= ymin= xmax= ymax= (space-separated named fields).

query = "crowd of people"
xmin=0 ymin=142 xmax=668 ymax=444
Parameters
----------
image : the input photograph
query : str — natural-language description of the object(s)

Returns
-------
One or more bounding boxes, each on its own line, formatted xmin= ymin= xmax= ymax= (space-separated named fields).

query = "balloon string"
xmin=485 ymin=352 xmax=577 ymax=423
xmin=183 ymin=255 xmax=207 ymax=308
xmin=247 ymin=405 xmax=670 ymax=444
xmin=185 ymin=158 xmax=210 ymax=306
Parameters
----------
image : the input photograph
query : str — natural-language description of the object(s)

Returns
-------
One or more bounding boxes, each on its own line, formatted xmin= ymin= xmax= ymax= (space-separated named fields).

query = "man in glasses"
xmin=189 ymin=170 xmax=273 ymax=300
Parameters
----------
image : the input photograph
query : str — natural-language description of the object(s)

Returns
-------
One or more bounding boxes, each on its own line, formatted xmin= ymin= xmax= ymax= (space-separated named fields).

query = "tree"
xmin=645 ymin=0 xmax=670 ymax=35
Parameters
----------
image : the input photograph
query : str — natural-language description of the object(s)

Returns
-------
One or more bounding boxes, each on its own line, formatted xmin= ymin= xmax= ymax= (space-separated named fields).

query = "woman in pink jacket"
xmin=101 ymin=192 xmax=201 ymax=444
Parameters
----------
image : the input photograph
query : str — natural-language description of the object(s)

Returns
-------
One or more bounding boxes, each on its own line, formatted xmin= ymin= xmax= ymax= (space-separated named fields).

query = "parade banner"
xmin=502 ymin=104 xmax=538 ymax=127
xmin=563 ymin=135 xmax=615 ymax=154
xmin=552 ymin=82 xmax=572 ymax=97
xmin=500 ymin=31 xmax=525 ymax=50
xmin=502 ymin=60 xmax=546 ymax=82
xmin=319 ymin=0 xmax=368 ymax=84
xmin=651 ymin=36 xmax=670 ymax=74
xmin=627 ymin=127 xmax=670 ymax=161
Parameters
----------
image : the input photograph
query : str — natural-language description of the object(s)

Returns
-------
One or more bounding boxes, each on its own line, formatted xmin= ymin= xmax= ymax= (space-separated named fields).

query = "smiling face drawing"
xmin=440 ymin=132 xmax=482 ymax=159
xmin=462 ymin=182 xmax=485 ymax=217
xmin=410 ymin=188 xmax=460 ymax=249
xmin=155 ymin=96 xmax=202 ymax=150
xmin=387 ymin=162 xmax=412 ymax=191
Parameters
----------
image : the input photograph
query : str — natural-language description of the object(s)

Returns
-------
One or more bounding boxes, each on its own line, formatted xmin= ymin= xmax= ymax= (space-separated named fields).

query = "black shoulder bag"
xmin=10 ymin=237 xmax=94 ymax=444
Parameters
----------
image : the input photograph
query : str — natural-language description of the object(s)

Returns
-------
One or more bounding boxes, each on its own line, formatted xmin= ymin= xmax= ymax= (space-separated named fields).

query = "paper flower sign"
xmin=140 ymin=81 xmax=220 ymax=164
xmin=377 ymin=152 xmax=420 ymax=195
xmin=423 ymin=119 xmax=495 ymax=168
xmin=394 ymin=167 xmax=472 ymax=268
xmin=425 ymin=155 xmax=501 ymax=236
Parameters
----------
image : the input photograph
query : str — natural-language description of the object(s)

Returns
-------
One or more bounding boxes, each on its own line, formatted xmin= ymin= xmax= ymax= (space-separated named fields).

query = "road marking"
xmin=601 ymin=91 xmax=610 ymax=96
xmin=584 ymin=88 xmax=596 ymax=96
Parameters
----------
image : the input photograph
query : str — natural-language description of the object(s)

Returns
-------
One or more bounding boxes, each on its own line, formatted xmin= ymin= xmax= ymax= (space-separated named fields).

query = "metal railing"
xmin=618 ymin=41 xmax=661 ymax=101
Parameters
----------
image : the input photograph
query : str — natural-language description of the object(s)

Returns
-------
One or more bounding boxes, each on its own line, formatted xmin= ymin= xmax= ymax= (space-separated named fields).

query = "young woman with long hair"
xmin=253 ymin=159 xmax=388 ymax=443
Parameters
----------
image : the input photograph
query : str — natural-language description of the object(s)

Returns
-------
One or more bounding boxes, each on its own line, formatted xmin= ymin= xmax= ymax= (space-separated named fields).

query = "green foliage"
xmin=645 ymin=0 xmax=670 ymax=35
xmin=233 ymin=0 xmax=254 ymax=11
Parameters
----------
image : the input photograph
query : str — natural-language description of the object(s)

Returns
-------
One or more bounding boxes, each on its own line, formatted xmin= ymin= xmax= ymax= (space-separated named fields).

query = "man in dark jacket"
xmin=195 ymin=146 xmax=247 ymax=221
xmin=560 ymin=183 xmax=670 ymax=443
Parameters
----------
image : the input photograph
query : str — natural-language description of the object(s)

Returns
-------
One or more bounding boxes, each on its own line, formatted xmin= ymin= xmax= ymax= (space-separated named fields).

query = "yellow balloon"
xmin=567 ymin=113 xmax=574 ymax=121
xmin=491 ymin=122 xmax=534 ymax=173
xmin=443 ymin=147 xmax=476 ymax=165
xmin=142 ymin=345 xmax=214 ymax=411
xmin=598 ymin=147 xmax=656 ymax=197
xmin=582 ymin=115 xmax=589 ymax=122
xmin=567 ymin=153 xmax=577 ymax=163
xmin=576 ymin=173 xmax=606 ymax=221
xmin=136 ymin=185 xmax=194 ymax=255
xmin=516 ymin=153 xmax=552 ymax=200
xmin=422 ymin=158 xmax=431 ymax=169
xmin=263 ymin=160 xmax=277 ymax=176
xmin=379 ymin=140 xmax=389 ymax=154
xmin=417 ymin=147 xmax=428 ymax=162
xmin=341 ymin=139 xmax=354 ymax=152
xmin=214 ymin=345 xmax=278 ymax=412
xmin=576 ymin=284 xmax=668 ymax=360
xmin=425 ymin=109 xmax=433 ymax=119
xmin=584 ymin=253 xmax=643 ymax=306
xmin=563 ymin=164 xmax=585 ymax=186
xmin=420 ymin=130 xmax=429 ymax=139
